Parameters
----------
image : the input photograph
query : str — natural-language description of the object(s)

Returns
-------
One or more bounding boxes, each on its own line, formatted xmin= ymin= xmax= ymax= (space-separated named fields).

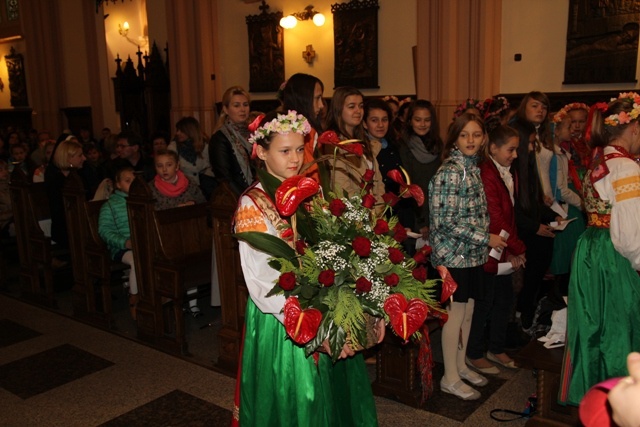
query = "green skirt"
xmin=239 ymin=298 xmax=378 ymax=427
xmin=549 ymin=204 xmax=586 ymax=275
xmin=566 ymin=227 xmax=640 ymax=405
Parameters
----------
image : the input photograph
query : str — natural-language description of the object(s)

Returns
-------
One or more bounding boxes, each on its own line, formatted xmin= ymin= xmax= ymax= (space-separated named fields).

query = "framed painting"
xmin=331 ymin=0 xmax=379 ymax=88
xmin=5 ymin=47 xmax=28 ymax=107
xmin=246 ymin=1 xmax=285 ymax=92
xmin=564 ymin=0 xmax=639 ymax=84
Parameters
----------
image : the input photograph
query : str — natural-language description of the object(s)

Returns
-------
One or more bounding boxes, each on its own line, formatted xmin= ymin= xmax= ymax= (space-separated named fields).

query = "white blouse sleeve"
xmin=236 ymin=195 xmax=286 ymax=322
xmin=556 ymin=152 xmax=583 ymax=209
xmin=596 ymin=158 xmax=640 ymax=270
xmin=536 ymin=146 xmax=554 ymax=199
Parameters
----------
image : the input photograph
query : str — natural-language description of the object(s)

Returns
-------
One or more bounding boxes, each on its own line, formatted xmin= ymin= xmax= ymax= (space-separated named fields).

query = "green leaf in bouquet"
xmin=300 ymin=284 xmax=319 ymax=300
xmin=375 ymin=263 xmax=393 ymax=274
xmin=268 ymin=259 xmax=283 ymax=271
xmin=328 ymin=326 xmax=347 ymax=363
xmin=361 ymin=304 xmax=385 ymax=319
xmin=234 ymin=231 xmax=296 ymax=260
xmin=265 ymin=283 xmax=284 ymax=298
xmin=305 ymin=314 xmax=333 ymax=357
xmin=394 ymin=277 xmax=439 ymax=305
xmin=256 ymin=168 xmax=281 ymax=201
xmin=333 ymin=287 xmax=365 ymax=345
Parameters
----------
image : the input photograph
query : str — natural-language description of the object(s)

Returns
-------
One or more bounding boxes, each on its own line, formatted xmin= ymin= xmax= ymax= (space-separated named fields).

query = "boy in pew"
xmin=98 ymin=166 xmax=138 ymax=319
xmin=149 ymin=149 xmax=206 ymax=317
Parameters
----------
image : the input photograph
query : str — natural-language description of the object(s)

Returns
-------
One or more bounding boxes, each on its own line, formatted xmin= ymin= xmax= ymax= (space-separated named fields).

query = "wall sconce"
xmin=280 ymin=5 xmax=325 ymax=29
xmin=118 ymin=21 xmax=129 ymax=37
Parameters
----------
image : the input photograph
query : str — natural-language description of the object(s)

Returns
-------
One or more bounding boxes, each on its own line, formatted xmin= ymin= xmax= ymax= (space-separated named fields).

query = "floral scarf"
xmin=154 ymin=170 xmax=189 ymax=197
xmin=221 ymin=119 xmax=253 ymax=184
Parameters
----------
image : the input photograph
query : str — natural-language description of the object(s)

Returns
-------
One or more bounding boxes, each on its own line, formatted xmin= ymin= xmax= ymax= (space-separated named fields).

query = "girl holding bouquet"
xmin=429 ymin=113 xmax=507 ymax=400
xmin=233 ymin=110 xmax=382 ymax=426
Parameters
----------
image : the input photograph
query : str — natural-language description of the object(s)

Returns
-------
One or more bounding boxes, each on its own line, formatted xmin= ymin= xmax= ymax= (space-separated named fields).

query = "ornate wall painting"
xmin=4 ymin=47 xmax=28 ymax=107
xmin=332 ymin=0 xmax=379 ymax=89
xmin=564 ymin=0 xmax=640 ymax=84
xmin=246 ymin=1 xmax=285 ymax=93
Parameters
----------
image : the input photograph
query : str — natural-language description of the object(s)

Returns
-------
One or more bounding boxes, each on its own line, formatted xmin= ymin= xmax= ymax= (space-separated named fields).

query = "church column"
xmin=416 ymin=0 xmax=501 ymax=136
xmin=165 ymin=0 xmax=219 ymax=135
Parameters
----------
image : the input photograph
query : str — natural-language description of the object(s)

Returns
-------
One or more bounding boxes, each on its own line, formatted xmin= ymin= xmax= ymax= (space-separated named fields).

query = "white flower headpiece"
xmin=604 ymin=92 xmax=640 ymax=127
xmin=249 ymin=110 xmax=311 ymax=145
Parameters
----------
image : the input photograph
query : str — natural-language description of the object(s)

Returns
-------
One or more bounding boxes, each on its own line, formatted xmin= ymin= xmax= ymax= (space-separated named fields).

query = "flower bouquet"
xmin=235 ymin=131 xmax=454 ymax=362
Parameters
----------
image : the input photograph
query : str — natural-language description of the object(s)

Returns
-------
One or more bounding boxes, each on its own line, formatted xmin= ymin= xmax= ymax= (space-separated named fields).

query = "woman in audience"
xmin=429 ymin=113 xmax=507 ymax=400
xmin=233 ymin=110 xmax=383 ymax=425
xmin=398 ymin=100 xmax=443 ymax=239
xmin=467 ymin=125 xmax=526 ymax=374
xmin=169 ymin=116 xmax=216 ymax=199
xmin=564 ymin=94 xmax=640 ymax=405
xmin=509 ymin=91 xmax=560 ymax=333
xmin=98 ymin=166 xmax=138 ymax=319
xmin=323 ymin=86 xmax=385 ymax=210
xmin=45 ymin=138 xmax=87 ymax=252
xmin=150 ymin=149 xmax=206 ymax=316
xmin=209 ymin=86 xmax=253 ymax=196
xmin=32 ymin=141 xmax=56 ymax=183
xmin=281 ymin=73 xmax=324 ymax=180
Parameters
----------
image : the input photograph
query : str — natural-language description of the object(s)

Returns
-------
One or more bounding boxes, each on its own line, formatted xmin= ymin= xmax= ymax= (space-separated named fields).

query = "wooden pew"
xmin=127 ymin=175 xmax=213 ymax=354
xmin=8 ymin=167 xmax=60 ymax=307
xmin=211 ymin=181 xmax=248 ymax=373
xmin=62 ymin=171 xmax=127 ymax=328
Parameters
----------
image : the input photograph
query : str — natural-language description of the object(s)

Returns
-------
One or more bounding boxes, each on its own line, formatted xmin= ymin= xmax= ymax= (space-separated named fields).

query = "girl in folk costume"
xmin=562 ymin=94 xmax=640 ymax=405
xmin=467 ymin=125 xmax=526 ymax=374
xmin=429 ymin=113 xmax=507 ymax=400
xmin=233 ymin=111 xmax=383 ymax=426
xmin=281 ymin=73 xmax=325 ymax=181
xmin=209 ymin=86 xmax=254 ymax=196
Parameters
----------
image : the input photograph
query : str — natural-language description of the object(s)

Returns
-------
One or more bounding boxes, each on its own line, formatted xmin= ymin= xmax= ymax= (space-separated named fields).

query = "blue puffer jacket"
xmin=98 ymin=190 xmax=131 ymax=259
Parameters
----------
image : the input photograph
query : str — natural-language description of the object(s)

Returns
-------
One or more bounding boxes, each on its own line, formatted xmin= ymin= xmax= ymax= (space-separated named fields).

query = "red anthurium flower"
xmin=362 ymin=194 xmax=376 ymax=209
xmin=352 ymin=236 xmax=372 ymax=257
xmin=317 ymin=130 xmax=364 ymax=156
xmin=384 ymin=294 xmax=429 ymax=341
xmin=382 ymin=192 xmax=400 ymax=207
xmin=387 ymin=167 xmax=425 ymax=207
xmin=355 ymin=277 xmax=372 ymax=293
xmin=318 ymin=269 xmax=335 ymax=287
xmin=373 ymin=219 xmax=389 ymax=235
xmin=278 ymin=272 xmax=297 ymax=291
xmin=328 ymin=198 xmax=347 ymax=216
xmin=388 ymin=247 xmax=405 ymax=264
xmin=384 ymin=273 xmax=400 ymax=287
xmin=275 ymin=175 xmax=320 ymax=217
xmin=393 ymin=223 xmax=408 ymax=243
xmin=248 ymin=113 xmax=265 ymax=132
xmin=283 ymin=297 xmax=322 ymax=344
xmin=363 ymin=169 xmax=375 ymax=182
xmin=437 ymin=265 xmax=458 ymax=304
xmin=412 ymin=265 xmax=427 ymax=282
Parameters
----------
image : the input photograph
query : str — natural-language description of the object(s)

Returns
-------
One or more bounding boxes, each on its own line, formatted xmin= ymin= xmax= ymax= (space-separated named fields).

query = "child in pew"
xmin=233 ymin=110 xmax=383 ymax=426
xmin=149 ymin=149 xmax=206 ymax=317
xmin=0 ymin=160 xmax=14 ymax=238
xmin=98 ymin=166 xmax=138 ymax=319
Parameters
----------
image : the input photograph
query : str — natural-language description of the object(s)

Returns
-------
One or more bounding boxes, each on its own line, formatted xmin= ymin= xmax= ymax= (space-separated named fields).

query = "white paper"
xmin=497 ymin=262 xmax=515 ymax=276
xmin=550 ymin=217 xmax=577 ymax=231
xmin=406 ymin=230 xmax=422 ymax=239
xmin=489 ymin=229 xmax=510 ymax=260
xmin=415 ymin=237 xmax=429 ymax=250
xmin=550 ymin=200 xmax=568 ymax=219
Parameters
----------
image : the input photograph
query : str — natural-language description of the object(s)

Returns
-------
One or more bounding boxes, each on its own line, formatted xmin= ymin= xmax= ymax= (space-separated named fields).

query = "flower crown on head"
xmin=604 ymin=92 xmax=640 ymax=127
xmin=382 ymin=95 xmax=412 ymax=107
xmin=453 ymin=98 xmax=485 ymax=119
xmin=482 ymin=96 xmax=510 ymax=120
xmin=248 ymin=110 xmax=311 ymax=146
xmin=553 ymin=102 xmax=589 ymax=123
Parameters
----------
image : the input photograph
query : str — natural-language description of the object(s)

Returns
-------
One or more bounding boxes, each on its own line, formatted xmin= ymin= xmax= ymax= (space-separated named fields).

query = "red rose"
xmin=278 ymin=272 xmax=297 ymax=290
xmin=363 ymin=169 xmax=375 ymax=182
xmin=382 ymin=192 xmax=400 ymax=207
xmin=352 ymin=236 xmax=372 ymax=257
xmin=355 ymin=276 xmax=372 ymax=293
xmin=373 ymin=219 xmax=389 ymax=235
xmin=388 ymin=247 xmax=405 ymax=264
xmin=359 ymin=182 xmax=373 ymax=192
xmin=318 ymin=269 xmax=335 ymax=287
xmin=412 ymin=265 xmax=427 ymax=282
xmin=329 ymin=199 xmax=347 ymax=217
xmin=413 ymin=251 xmax=427 ymax=264
xmin=393 ymin=223 xmax=408 ymax=243
xmin=362 ymin=194 xmax=376 ymax=209
xmin=295 ymin=239 xmax=307 ymax=255
xmin=384 ymin=273 xmax=400 ymax=287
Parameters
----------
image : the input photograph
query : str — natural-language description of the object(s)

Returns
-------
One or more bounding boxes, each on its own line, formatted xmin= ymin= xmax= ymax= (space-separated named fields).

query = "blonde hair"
xmin=214 ymin=86 xmax=251 ymax=132
xmin=53 ymin=140 xmax=84 ymax=170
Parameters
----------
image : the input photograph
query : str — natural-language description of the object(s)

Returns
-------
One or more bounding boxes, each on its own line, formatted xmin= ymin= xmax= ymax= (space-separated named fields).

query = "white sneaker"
xmin=459 ymin=368 xmax=488 ymax=386
xmin=440 ymin=379 xmax=481 ymax=400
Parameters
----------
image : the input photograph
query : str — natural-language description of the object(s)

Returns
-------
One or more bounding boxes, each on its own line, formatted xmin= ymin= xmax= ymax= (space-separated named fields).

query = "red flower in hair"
xmin=317 ymin=130 xmax=364 ymax=156
xmin=275 ymin=175 xmax=320 ymax=217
